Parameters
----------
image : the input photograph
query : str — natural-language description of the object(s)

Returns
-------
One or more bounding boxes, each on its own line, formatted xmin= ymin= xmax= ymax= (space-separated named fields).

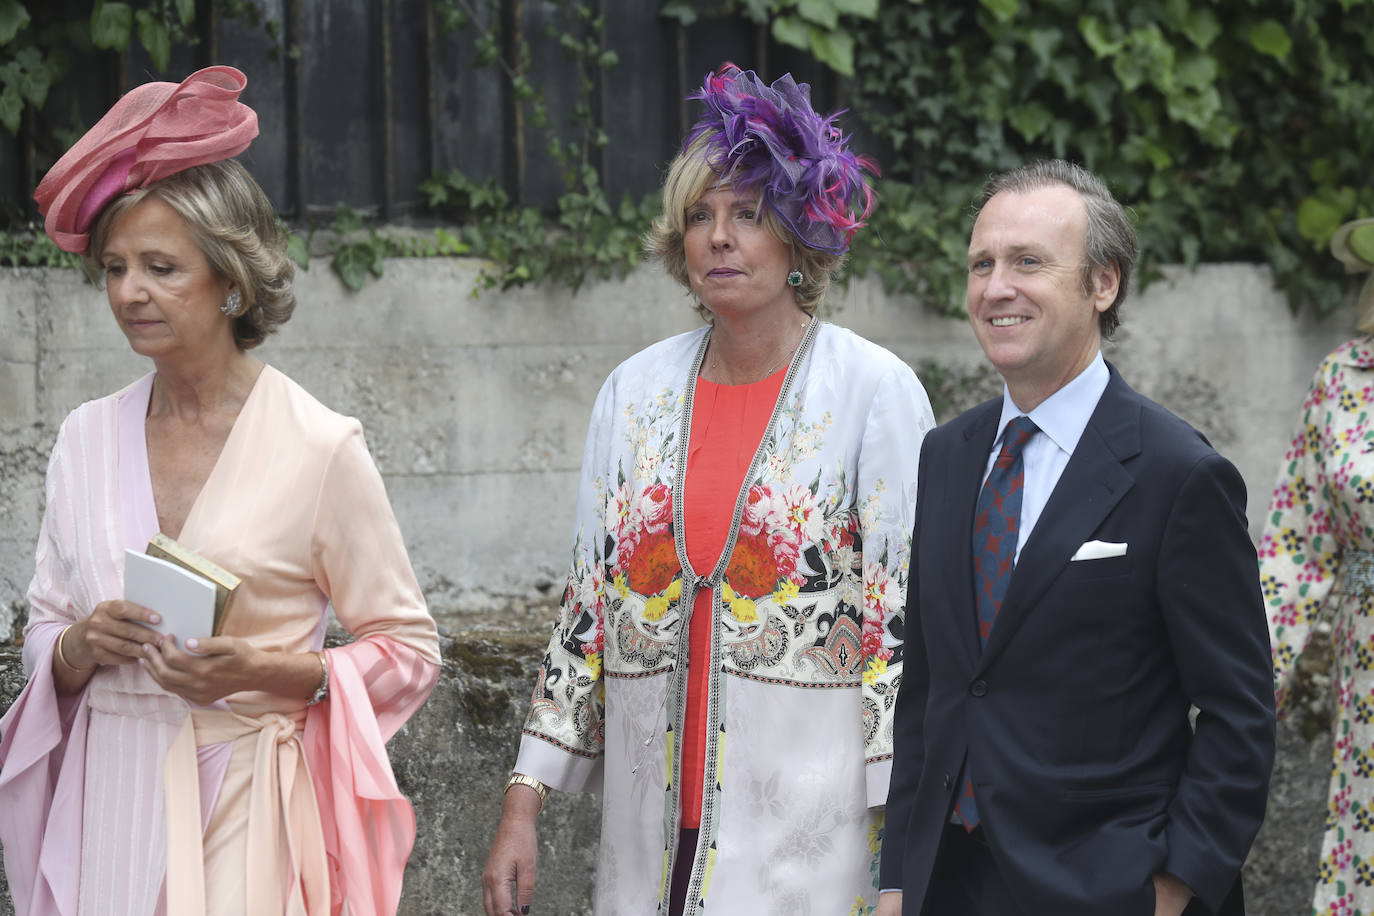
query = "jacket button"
xmin=943 ymin=773 xmax=952 ymax=790
xmin=970 ymin=680 xmax=988 ymax=698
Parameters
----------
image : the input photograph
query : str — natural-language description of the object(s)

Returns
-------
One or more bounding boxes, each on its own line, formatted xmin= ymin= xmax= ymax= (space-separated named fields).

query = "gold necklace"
xmin=708 ymin=315 xmax=811 ymax=383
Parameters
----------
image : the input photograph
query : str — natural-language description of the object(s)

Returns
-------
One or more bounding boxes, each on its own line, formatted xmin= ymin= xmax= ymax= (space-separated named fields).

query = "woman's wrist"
xmin=56 ymin=623 xmax=96 ymax=672
xmin=502 ymin=777 xmax=547 ymax=818
xmin=305 ymin=650 xmax=329 ymax=705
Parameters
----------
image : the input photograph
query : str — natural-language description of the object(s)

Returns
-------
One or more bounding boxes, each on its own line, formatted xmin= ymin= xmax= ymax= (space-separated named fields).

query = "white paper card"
xmin=123 ymin=548 xmax=217 ymax=648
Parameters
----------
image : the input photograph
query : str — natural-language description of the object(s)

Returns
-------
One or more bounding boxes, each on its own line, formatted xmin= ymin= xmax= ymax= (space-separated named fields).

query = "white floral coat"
xmin=514 ymin=321 xmax=935 ymax=916
xmin=1264 ymin=336 xmax=1374 ymax=916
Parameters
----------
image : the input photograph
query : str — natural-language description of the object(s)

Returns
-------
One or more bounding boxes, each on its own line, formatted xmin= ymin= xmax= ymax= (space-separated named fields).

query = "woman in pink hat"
xmin=0 ymin=67 xmax=440 ymax=916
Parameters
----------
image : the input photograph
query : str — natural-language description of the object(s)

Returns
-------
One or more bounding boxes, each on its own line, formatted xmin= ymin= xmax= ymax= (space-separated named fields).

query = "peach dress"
xmin=0 ymin=367 xmax=440 ymax=916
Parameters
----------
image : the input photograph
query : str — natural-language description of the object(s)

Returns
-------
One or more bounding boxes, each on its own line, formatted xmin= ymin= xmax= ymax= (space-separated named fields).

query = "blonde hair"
xmin=83 ymin=159 xmax=295 ymax=349
xmin=644 ymin=134 xmax=843 ymax=318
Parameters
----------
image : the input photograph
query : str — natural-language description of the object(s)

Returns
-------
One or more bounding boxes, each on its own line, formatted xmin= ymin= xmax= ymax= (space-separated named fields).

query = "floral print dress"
xmin=1265 ymin=336 xmax=1374 ymax=916
xmin=511 ymin=321 xmax=934 ymax=916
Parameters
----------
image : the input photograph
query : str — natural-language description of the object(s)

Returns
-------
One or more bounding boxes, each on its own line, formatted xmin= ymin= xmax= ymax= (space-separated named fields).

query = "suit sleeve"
xmin=1158 ymin=451 xmax=1277 ymax=910
xmin=1260 ymin=355 xmax=1343 ymax=715
xmin=857 ymin=362 xmax=936 ymax=807
xmin=878 ymin=436 xmax=933 ymax=891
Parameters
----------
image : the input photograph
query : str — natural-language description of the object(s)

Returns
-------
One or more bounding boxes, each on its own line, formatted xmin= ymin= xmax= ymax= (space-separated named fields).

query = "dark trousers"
xmin=668 ymin=827 xmax=698 ymax=916
xmin=920 ymin=824 xmax=1247 ymax=916
xmin=920 ymin=823 xmax=1027 ymax=916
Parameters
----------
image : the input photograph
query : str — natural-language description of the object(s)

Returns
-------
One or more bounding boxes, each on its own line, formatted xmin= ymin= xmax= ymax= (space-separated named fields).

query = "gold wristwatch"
xmin=505 ymin=773 xmax=549 ymax=812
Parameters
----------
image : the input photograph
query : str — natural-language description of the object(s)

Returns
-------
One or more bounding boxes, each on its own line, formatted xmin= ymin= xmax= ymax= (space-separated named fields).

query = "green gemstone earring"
xmin=786 ymin=269 xmax=803 ymax=287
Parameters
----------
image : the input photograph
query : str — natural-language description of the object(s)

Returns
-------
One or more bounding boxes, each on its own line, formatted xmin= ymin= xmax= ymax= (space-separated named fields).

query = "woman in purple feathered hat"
xmin=484 ymin=64 xmax=936 ymax=916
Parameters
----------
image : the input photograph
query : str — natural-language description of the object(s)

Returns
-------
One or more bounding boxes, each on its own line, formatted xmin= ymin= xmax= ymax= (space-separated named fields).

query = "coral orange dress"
xmin=680 ymin=367 xmax=787 ymax=828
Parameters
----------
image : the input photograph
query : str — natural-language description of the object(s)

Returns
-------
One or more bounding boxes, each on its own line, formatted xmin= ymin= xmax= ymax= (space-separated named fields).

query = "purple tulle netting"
xmin=684 ymin=63 xmax=878 ymax=254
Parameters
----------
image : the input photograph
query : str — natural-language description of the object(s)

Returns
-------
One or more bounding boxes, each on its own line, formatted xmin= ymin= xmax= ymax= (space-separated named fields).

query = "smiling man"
xmin=877 ymin=160 xmax=1276 ymax=916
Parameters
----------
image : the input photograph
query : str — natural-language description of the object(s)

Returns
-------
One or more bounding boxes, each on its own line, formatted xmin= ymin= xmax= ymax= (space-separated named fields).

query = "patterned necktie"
xmin=955 ymin=414 xmax=1038 ymax=831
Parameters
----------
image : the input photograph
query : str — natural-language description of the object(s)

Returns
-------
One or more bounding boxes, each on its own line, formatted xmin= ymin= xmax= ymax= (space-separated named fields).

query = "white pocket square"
xmin=1070 ymin=540 xmax=1128 ymax=561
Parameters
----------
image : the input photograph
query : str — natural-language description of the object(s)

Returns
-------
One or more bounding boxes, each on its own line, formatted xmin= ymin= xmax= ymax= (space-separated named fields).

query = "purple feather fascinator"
xmin=684 ymin=63 xmax=878 ymax=254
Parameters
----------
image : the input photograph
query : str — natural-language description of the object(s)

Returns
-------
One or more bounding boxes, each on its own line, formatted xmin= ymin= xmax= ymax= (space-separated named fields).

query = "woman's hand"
xmin=68 ymin=599 xmax=164 ymax=668
xmin=139 ymin=634 xmax=265 ymax=705
xmin=51 ymin=600 xmax=163 ymax=695
xmin=140 ymin=635 xmax=326 ymax=707
xmin=483 ymin=785 xmax=541 ymax=915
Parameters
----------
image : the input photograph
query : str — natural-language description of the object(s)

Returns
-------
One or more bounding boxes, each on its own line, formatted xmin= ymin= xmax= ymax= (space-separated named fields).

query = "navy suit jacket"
xmin=880 ymin=366 xmax=1275 ymax=916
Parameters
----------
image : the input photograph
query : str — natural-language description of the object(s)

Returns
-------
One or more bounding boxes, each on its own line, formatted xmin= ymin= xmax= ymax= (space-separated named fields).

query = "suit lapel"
xmin=975 ymin=369 xmax=1142 ymax=674
xmin=942 ymin=402 xmax=1001 ymax=668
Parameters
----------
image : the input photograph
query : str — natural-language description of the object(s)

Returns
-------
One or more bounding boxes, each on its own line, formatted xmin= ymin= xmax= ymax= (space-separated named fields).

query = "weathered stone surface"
xmin=393 ymin=634 xmax=601 ymax=916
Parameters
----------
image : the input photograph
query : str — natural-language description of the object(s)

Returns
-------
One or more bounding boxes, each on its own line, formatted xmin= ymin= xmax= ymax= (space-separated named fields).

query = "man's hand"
xmin=873 ymin=890 xmax=902 ymax=916
xmin=1152 ymin=871 xmax=1193 ymax=916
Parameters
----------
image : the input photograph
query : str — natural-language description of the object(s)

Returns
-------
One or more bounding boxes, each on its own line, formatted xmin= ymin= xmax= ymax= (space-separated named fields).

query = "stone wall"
xmin=0 ymin=259 xmax=1359 ymax=913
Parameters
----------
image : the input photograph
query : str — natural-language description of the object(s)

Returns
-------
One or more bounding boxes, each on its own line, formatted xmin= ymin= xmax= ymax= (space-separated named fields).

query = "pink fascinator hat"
xmin=685 ymin=63 xmax=878 ymax=254
xmin=34 ymin=65 xmax=258 ymax=253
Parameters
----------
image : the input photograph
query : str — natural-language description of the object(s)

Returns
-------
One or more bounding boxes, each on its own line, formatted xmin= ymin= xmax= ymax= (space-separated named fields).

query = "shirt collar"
xmin=995 ymin=352 xmax=1109 ymax=455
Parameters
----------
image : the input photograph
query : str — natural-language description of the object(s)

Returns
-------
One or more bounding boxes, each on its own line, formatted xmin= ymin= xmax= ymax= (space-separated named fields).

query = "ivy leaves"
xmin=0 ymin=0 xmax=28 ymax=44
xmin=1 ymin=1 xmax=196 ymax=153
xmin=769 ymin=0 xmax=879 ymax=76
xmin=90 ymin=1 xmax=196 ymax=74
xmin=0 ymin=0 xmax=58 ymax=139
xmin=847 ymin=0 xmax=1374 ymax=318
xmin=662 ymin=0 xmax=879 ymax=76
xmin=417 ymin=168 xmax=658 ymax=294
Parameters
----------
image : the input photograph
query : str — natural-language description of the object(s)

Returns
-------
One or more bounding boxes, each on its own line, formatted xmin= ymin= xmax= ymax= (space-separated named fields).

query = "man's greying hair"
xmin=975 ymin=159 xmax=1137 ymax=339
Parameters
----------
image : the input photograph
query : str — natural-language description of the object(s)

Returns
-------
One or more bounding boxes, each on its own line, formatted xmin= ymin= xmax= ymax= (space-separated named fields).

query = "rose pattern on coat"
xmin=525 ymin=376 xmax=908 ymax=753
xmin=591 ymin=388 xmax=902 ymax=691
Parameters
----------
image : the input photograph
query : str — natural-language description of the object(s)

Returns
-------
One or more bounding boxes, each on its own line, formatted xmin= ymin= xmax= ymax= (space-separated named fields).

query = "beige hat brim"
xmin=1331 ymin=218 xmax=1374 ymax=273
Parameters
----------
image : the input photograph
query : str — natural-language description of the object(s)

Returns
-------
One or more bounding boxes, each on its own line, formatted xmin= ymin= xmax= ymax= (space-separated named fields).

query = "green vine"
xmin=6 ymin=0 xmax=1372 ymax=322
xmin=842 ymin=0 xmax=1374 ymax=318
xmin=419 ymin=169 xmax=657 ymax=293
xmin=287 ymin=205 xmax=471 ymax=292
xmin=0 ymin=0 xmax=286 ymax=173
xmin=661 ymin=0 xmax=879 ymax=76
xmin=0 ymin=1 xmax=68 ymax=149
xmin=0 ymin=229 xmax=78 ymax=268
xmin=421 ymin=0 xmax=652 ymax=293
xmin=90 ymin=0 xmax=197 ymax=73
xmin=0 ymin=0 xmax=293 ymax=269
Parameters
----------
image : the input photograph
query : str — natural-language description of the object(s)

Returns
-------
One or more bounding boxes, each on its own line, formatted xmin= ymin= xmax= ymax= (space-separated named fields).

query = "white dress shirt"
xmin=986 ymin=352 xmax=1110 ymax=563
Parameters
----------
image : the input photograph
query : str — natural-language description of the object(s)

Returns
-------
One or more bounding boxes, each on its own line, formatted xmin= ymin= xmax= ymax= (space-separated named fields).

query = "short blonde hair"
xmin=83 ymin=159 xmax=295 ymax=350
xmin=644 ymin=134 xmax=843 ymax=318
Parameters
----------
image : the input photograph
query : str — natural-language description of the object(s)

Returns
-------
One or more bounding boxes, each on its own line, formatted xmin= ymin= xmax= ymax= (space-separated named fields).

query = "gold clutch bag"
xmin=145 ymin=533 xmax=242 ymax=635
